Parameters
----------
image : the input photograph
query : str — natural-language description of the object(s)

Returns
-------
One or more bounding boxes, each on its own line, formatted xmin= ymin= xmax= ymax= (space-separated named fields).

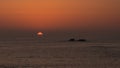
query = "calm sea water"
xmin=0 ymin=37 xmax=119 ymax=47
xmin=0 ymin=37 xmax=120 ymax=68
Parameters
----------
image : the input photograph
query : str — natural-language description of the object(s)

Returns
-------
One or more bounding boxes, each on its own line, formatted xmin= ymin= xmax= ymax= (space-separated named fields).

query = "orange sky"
xmin=0 ymin=0 xmax=120 ymax=31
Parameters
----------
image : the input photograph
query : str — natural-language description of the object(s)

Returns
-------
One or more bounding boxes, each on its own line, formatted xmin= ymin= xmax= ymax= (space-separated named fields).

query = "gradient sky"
xmin=0 ymin=0 xmax=120 ymax=31
xmin=0 ymin=0 xmax=120 ymax=41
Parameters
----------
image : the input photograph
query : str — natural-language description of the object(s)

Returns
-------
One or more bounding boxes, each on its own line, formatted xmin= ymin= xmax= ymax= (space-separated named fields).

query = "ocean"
xmin=0 ymin=37 xmax=120 ymax=68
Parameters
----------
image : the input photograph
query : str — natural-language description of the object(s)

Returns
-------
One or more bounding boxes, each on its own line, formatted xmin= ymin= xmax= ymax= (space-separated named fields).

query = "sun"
xmin=37 ymin=32 xmax=43 ymax=36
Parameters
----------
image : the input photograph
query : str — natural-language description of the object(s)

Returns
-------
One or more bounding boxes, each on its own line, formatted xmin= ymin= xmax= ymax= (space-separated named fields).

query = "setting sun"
xmin=37 ymin=32 xmax=43 ymax=36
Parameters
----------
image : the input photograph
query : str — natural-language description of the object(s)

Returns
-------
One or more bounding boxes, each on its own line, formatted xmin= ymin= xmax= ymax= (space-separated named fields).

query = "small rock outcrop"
xmin=77 ymin=39 xmax=87 ymax=42
xmin=68 ymin=38 xmax=75 ymax=42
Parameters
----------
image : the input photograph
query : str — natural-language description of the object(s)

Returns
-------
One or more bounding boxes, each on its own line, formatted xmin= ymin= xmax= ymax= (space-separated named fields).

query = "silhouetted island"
xmin=68 ymin=38 xmax=75 ymax=41
xmin=68 ymin=38 xmax=87 ymax=42
xmin=77 ymin=39 xmax=87 ymax=42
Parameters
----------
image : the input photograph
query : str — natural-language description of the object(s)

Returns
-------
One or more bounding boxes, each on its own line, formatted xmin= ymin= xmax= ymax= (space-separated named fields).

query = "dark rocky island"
xmin=77 ymin=39 xmax=87 ymax=42
xmin=68 ymin=38 xmax=87 ymax=42
xmin=68 ymin=38 xmax=75 ymax=42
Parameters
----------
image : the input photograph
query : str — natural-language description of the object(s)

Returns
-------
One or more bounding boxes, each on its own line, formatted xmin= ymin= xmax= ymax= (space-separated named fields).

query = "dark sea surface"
xmin=0 ymin=37 xmax=120 ymax=68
